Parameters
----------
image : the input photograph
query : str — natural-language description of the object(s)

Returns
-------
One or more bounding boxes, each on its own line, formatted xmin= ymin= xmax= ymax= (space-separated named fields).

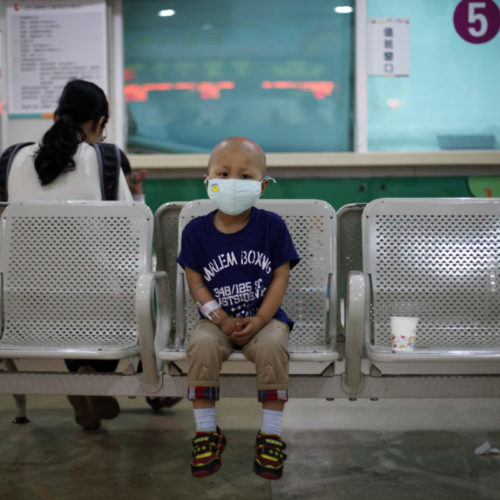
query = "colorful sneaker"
xmin=191 ymin=427 xmax=226 ymax=477
xmin=254 ymin=432 xmax=287 ymax=480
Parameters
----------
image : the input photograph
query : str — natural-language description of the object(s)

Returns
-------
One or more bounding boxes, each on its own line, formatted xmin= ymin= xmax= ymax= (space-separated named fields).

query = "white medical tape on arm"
xmin=199 ymin=300 xmax=221 ymax=321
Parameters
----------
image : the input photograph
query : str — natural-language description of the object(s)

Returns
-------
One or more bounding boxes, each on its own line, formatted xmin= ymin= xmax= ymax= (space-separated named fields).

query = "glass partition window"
xmin=367 ymin=0 xmax=500 ymax=151
xmin=123 ymin=0 xmax=500 ymax=153
xmin=123 ymin=0 xmax=354 ymax=153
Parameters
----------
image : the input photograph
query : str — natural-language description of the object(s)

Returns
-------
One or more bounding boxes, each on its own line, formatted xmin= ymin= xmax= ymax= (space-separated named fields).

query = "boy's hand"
xmin=219 ymin=317 xmax=243 ymax=337
xmin=230 ymin=316 xmax=267 ymax=346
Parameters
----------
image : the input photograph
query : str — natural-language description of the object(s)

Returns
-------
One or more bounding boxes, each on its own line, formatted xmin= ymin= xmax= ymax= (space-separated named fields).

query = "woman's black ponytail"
xmin=34 ymin=80 xmax=109 ymax=185
xmin=34 ymin=115 xmax=83 ymax=185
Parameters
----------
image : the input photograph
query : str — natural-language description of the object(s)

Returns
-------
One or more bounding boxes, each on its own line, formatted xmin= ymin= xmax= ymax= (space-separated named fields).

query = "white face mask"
xmin=206 ymin=177 xmax=275 ymax=215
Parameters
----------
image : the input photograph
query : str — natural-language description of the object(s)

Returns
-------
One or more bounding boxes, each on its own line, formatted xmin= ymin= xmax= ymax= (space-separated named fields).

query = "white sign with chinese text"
xmin=367 ymin=18 xmax=410 ymax=77
xmin=6 ymin=0 xmax=108 ymax=116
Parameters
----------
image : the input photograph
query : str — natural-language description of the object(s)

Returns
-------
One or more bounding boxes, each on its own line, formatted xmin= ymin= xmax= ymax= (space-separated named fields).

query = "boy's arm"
xmin=231 ymin=261 xmax=290 ymax=346
xmin=185 ymin=267 xmax=240 ymax=336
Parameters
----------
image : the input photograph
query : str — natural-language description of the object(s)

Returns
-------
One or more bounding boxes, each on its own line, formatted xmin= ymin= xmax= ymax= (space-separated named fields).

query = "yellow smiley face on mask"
xmin=210 ymin=184 xmax=220 ymax=193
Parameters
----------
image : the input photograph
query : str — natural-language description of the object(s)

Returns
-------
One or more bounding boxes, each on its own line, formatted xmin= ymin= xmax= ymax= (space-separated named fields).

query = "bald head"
xmin=208 ymin=137 xmax=267 ymax=177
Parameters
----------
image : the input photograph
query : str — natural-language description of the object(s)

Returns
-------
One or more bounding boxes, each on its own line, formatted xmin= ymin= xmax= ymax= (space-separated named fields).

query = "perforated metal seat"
xmin=0 ymin=201 xmax=170 ymax=423
xmin=154 ymin=199 xmax=338 ymax=363
xmin=0 ymin=201 xmax=157 ymax=359
xmin=345 ymin=198 xmax=500 ymax=380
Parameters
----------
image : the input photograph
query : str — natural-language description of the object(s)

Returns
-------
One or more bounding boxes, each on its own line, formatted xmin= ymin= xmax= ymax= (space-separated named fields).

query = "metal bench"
xmin=153 ymin=199 xmax=339 ymax=397
xmin=0 ymin=201 xmax=169 ymax=420
xmin=5 ymin=197 xmax=495 ymax=411
xmin=344 ymin=198 xmax=500 ymax=398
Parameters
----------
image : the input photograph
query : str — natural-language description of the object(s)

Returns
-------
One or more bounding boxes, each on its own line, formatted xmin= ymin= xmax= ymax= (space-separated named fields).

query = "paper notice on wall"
xmin=367 ymin=18 xmax=410 ymax=77
xmin=6 ymin=0 xmax=107 ymax=116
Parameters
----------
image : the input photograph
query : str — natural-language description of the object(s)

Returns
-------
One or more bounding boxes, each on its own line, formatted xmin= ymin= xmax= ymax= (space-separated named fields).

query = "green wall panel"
xmin=142 ymin=176 xmax=472 ymax=215
xmin=369 ymin=177 xmax=471 ymax=200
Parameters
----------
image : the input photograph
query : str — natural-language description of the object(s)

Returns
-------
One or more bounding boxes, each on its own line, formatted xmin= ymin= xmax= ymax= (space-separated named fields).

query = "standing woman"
xmin=5 ymin=79 xmax=131 ymax=430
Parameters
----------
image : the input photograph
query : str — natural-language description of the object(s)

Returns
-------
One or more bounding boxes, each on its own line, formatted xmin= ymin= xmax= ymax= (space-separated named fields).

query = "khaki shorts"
xmin=187 ymin=318 xmax=290 ymax=401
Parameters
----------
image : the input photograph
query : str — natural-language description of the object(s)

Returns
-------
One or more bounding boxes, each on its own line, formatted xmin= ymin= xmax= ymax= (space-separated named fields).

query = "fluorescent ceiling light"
xmin=334 ymin=6 xmax=353 ymax=14
xmin=158 ymin=9 xmax=176 ymax=17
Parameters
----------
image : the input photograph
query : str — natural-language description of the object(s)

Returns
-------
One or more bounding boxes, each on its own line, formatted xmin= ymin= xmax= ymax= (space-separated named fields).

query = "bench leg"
xmin=11 ymin=394 xmax=29 ymax=424
xmin=1 ymin=359 xmax=30 ymax=424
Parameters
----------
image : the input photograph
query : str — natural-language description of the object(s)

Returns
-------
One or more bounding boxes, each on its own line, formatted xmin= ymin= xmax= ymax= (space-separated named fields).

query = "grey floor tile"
xmin=0 ymin=395 xmax=499 ymax=499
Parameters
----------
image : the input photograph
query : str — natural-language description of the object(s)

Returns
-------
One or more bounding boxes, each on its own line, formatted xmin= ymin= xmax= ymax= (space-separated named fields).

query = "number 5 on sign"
xmin=453 ymin=0 xmax=500 ymax=43
xmin=469 ymin=2 xmax=488 ymax=36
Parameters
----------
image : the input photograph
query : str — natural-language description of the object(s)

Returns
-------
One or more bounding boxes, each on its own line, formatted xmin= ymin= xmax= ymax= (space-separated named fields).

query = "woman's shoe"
xmin=146 ymin=397 xmax=182 ymax=412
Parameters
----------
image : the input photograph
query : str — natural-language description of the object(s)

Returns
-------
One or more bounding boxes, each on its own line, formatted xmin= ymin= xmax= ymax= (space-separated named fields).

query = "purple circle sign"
xmin=454 ymin=0 xmax=500 ymax=43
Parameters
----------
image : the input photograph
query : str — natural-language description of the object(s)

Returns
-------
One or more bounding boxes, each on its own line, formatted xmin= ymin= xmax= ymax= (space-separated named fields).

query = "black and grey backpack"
xmin=0 ymin=142 xmax=125 ymax=202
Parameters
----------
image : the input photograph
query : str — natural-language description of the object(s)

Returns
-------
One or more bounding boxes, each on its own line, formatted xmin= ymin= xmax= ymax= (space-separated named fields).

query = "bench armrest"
xmin=135 ymin=271 xmax=172 ymax=392
xmin=343 ymin=271 xmax=365 ymax=396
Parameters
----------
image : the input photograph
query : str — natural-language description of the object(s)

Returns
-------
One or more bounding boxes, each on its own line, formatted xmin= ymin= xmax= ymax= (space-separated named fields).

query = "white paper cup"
xmin=390 ymin=316 xmax=418 ymax=352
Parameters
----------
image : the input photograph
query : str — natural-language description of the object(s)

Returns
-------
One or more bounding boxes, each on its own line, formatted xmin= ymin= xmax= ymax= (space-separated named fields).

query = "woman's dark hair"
xmin=34 ymin=79 xmax=109 ymax=185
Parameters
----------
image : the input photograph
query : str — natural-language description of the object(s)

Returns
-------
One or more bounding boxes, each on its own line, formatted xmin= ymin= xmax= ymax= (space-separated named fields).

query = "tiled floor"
xmin=0 ymin=394 xmax=499 ymax=499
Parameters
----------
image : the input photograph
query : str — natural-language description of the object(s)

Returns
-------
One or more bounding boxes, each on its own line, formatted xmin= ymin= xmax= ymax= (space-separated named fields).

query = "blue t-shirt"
xmin=177 ymin=207 xmax=300 ymax=329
